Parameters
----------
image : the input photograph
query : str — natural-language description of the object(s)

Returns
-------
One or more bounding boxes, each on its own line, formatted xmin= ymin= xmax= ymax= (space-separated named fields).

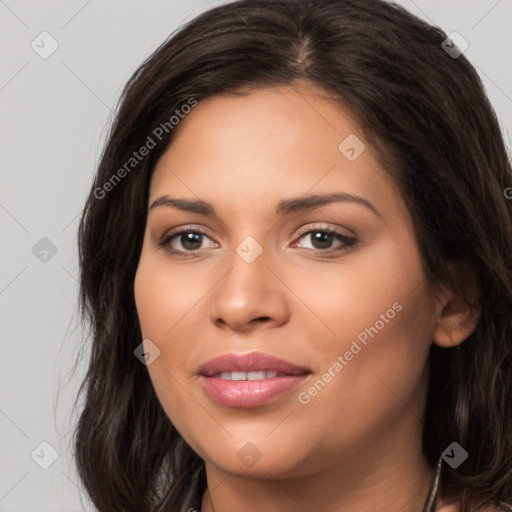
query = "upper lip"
xmin=198 ymin=352 xmax=311 ymax=377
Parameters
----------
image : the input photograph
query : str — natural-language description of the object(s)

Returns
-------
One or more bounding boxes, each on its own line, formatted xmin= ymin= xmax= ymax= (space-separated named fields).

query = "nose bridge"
xmin=218 ymin=235 xmax=272 ymax=303
xmin=208 ymin=234 xmax=290 ymax=330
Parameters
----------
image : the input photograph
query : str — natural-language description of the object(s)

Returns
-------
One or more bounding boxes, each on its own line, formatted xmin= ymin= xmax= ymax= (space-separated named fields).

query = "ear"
xmin=432 ymin=263 xmax=481 ymax=348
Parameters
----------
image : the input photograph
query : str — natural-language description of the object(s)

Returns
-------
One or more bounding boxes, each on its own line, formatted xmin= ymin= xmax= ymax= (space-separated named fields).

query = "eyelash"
xmin=158 ymin=224 xmax=357 ymax=258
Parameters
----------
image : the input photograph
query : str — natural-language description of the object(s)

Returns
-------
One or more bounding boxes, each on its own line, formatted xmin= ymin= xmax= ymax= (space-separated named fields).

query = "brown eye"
xmin=292 ymin=228 xmax=357 ymax=254
xmin=158 ymin=227 xmax=217 ymax=256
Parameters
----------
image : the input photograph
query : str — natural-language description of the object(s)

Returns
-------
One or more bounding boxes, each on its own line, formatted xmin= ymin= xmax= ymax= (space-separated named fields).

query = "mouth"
xmin=212 ymin=370 xmax=288 ymax=380
xmin=198 ymin=352 xmax=312 ymax=408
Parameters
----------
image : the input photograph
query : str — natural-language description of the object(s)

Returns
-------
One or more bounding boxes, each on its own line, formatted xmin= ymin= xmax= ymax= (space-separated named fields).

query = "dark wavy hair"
xmin=73 ymin=0 xmax=512 ymax=510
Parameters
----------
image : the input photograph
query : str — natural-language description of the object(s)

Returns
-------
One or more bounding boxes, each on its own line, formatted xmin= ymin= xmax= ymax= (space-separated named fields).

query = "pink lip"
xmin=198 ymin=352 xmax=311 ymax=408
xmin=198 ymin=352 xmax=310 ymax=376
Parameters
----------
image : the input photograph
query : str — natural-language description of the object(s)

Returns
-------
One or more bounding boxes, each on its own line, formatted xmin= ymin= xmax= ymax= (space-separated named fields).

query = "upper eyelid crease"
xmin=147 ymin=193 xmax=382 ymax=218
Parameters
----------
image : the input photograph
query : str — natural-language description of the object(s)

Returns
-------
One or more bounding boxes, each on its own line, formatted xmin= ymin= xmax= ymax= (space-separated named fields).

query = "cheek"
xmin=133 ymin=254 xmax=199 ymax=441
xmin=134 ymin=247 xmax=211 ymax=341
xmin=133 ymin=244 xmax=221 ymax=429
xmin=294 ymin=234 xmax=435 ymax=416
xmin=288 ymin=291 xmax=434 ymax=473
xmin=296 ymin=230 xmax=431 ymax=355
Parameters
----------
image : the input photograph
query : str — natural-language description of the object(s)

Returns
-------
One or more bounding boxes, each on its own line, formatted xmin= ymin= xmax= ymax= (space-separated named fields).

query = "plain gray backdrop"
xmin=1 ymin=1 xmax=511 ymax=511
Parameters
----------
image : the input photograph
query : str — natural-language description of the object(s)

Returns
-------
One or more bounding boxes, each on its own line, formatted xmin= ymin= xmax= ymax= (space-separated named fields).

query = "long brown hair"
xmin=74 ymin=1 xmax=512 ymax=510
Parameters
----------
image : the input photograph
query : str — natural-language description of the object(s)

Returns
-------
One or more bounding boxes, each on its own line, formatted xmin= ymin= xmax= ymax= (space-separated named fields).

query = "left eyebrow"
xmin=148 ymin=192 xmax=382 ymax=218
xmin=275 ymin=193 xmax=382 ymax=218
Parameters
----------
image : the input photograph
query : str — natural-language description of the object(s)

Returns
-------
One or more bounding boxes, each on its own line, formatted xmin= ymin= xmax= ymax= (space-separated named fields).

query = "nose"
xmin=208 ymin=246 xmax=290 ymax=333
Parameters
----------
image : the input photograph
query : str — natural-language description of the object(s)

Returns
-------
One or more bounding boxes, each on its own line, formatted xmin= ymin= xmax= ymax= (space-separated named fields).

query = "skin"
xmin=133 ymin=81 xmax=479 ymax=512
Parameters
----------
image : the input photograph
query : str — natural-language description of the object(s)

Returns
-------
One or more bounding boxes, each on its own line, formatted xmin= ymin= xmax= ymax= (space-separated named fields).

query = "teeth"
xmin=214 ymin=370 xmax=281 ymax=380
xmin=247 ymin=371 xmax=266 ymax=381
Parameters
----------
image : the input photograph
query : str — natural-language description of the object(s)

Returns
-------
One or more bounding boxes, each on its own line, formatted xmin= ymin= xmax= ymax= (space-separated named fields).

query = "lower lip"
xmin=200 ymin=375 xmax=310 ymax=408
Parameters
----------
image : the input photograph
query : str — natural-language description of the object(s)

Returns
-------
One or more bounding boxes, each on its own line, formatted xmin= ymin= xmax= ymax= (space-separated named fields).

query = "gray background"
xmin=1 ymin=1 xmax=511 ymax=511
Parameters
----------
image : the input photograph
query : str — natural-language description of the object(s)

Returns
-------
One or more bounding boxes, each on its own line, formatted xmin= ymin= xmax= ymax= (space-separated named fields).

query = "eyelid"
xmin=293 ymin=222 xmax=356 ymax=239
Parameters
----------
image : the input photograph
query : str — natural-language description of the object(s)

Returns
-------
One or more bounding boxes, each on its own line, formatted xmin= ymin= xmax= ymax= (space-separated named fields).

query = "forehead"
xmin=149 ymin=84 xmax=407 ymax=228
xmin=162 ymin=83 xmax=358 ymax=165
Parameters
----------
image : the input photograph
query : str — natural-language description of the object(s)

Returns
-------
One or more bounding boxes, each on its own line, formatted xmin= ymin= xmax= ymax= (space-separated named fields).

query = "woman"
xmin=74 ymin=0 xmax=512 ymax=510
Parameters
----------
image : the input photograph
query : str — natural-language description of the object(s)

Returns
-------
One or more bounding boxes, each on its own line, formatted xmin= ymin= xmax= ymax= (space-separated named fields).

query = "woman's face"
xmin=134 ymin=83 xmax=440 ymax=478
